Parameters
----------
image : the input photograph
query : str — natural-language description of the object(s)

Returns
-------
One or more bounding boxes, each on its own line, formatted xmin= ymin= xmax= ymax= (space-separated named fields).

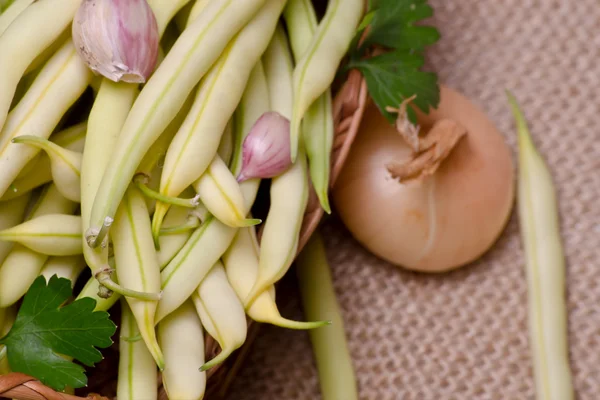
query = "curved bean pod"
xmin=0 ymin=0 xmax=35 ymax=36
xmin=112 ymin=186 xmax=164 ymax=369
xmin=158 ymin=300 xmax=206 ymax=400
xmin=0 ymin=193 xmax=31 ymax=264
xmin=0 ymin=0 xmax=82 ymax=132
xmin=0 ymin=184 xmax=77 ymax=307
xmin=117 ymin=300 xmax=159 ymax=400
xmin=87 ymin=0 xmax=267 ymax=248
xmin=12 ymin=135 xmax=81 ymax=202
xmin=223 ymin=227 xmax=329 ymax=330
xmin=245 ymin=26 xmax=310 ymax=308
xmin=0 ymin=214 xmax=82 ymax=256
xmin=40 ymin=255 xmax=86 ymax=287
xmin=152 ymin=0 xmax=286 ymax=237
xmin=191 ymin=262 xmax=247 ymax=371
xmin=288 ymin=0 xmax=363 ymax=161
xmin=192 ymin=155 xmax=260 ymax=229
xmin=0 ymin=38 xmax=92 ymax=198
xmin=284 ymin=0 xmax=334 ymax=213
xmin=1 ymin=122 xmax=86 ymax=202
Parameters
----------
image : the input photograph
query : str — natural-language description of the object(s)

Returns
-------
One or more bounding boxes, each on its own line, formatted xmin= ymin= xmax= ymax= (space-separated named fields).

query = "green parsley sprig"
xmin=346 ymin=0 xmax=441 ymax=123
xmin=0 ymin=275 xmax=117 ymax=391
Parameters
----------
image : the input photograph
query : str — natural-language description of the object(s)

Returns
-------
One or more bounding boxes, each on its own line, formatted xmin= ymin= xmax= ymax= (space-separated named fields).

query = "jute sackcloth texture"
xmin=226 ymin=0 xmax=600 ymax=399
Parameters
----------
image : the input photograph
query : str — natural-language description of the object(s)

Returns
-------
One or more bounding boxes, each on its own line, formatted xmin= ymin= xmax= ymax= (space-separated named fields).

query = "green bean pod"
xmin=284 ymin=0 xmax=334 ymax=213
xmin=297 ymin=232 xmax=358 ymax=400
xmin=0 ymin=0 xmax=82 ymax=133
xmin=223 ymin=227 xmax=329 ymax=330
xmin=40 ymin=255 xmax=86 ymax=287
xmin=0 ymin=193 xmax=30 ymax=264
xmin=76 ymin=261 xmax=121 ymax=313
xmin=0 ymin=0 xmax=35 ymax=36
xmin=289 ymin=0 xmax=363 ymax=161
xmin=112 ymin=186 xmax=164 ymax=369
xmin=87 ymin=0 xmax=267 ymax=248
xmin=0 ymin=38 xmax=92 ymax=198
xmin=191 ymin=261 xmax=247 ymax=371
xmin=0 ymin=184 xmax=77 ymax=307
xmin=152 ymin=0 xmax=286 ymax=237
xmin=508 ymin=93 xmax=574 ymax=400
xmin=12 ymin=135 xmax=82 ymax=202
xmin=117 ymin=300 xmax=159 ymax=400
xmin=245 ymin=25 xmax=310 ymax=308
xmin=158 ymin=300 xmax=206 ymax=400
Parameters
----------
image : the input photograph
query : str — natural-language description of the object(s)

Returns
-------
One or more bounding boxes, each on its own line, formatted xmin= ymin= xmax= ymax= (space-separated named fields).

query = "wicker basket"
xmin=0 ymin=35 xmax=370 ymax=400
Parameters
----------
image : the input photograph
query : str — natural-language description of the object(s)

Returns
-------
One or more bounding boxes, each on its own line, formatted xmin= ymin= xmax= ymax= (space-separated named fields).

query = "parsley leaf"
xmin=0 ymin=275 xmax=116 ymax=391
xmin=348 ymin=52 xmax=439 ymax=122
xmin=359 ymin=0 xmax=440 ymax=52
xmin=347 ymin=0 xmax=441 ymax=124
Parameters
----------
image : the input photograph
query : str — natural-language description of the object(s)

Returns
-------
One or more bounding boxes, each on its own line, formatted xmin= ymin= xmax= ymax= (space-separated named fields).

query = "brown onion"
xmin=333 ymin=85 xmax=515 ymax=273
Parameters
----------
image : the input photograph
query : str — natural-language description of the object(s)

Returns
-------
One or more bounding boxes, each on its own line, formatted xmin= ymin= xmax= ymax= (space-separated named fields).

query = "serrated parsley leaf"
xmin=348 ymin=52 xmax=439 ymax=122
xmin=360 ymin=0 xmax=440 ymax=52
xmin=0 ymin=275 xmax=116 ymax=391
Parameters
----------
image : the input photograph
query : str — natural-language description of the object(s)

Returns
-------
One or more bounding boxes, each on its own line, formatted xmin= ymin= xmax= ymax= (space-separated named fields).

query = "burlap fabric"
xmin=226 ymin=0 xmax=600 ymax=399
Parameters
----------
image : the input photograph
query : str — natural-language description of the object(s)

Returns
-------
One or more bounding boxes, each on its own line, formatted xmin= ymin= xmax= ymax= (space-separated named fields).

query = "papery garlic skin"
xmin=238 ymin=111 xmax=293 ymax=182
xmin=72 ymin=0 xmax=159 ymax=83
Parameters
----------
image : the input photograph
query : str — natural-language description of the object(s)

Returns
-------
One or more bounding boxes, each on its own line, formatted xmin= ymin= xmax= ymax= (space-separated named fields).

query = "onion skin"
xmin=333 ymin=85 xmax=515 ymax=273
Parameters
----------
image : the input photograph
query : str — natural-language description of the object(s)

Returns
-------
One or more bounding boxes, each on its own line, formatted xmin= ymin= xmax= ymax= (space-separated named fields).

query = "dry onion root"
xmin=333 ymin=85 xmax=516 ymax=272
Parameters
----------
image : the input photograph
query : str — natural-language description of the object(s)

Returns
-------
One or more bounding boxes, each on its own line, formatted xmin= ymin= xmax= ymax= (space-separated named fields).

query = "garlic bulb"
xmin=72 ymin=0 xmax=159 ymax=84
xmin=237 ymin=111 xmax=293 ymax=182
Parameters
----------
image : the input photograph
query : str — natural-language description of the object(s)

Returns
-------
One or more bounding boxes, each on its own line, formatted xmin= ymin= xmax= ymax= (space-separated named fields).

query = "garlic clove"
xmin=72 ymin=0 xmax=159 ymax=84
xmin=237 ymin=111 xmax=293 ymax=182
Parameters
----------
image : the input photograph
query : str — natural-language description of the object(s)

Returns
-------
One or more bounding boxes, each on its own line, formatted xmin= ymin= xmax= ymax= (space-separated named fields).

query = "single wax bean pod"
xmin=236 ymin=111 xmax=292 ymax=182
xmin=0 ymin=214 xmax=82 ymax=256
xmin=158 ymin=300 xmax=206 ymax=400
xmin=223 ymin=227 xmax=329 ymax=330
xmin=0 ymin=0 xmax=35 ymax=36
xmin=11 ymin=135 xmax=82 ymax=203
xmin=193 ymin=154 xmax=261 ymax=228
xmin=117 ymin=300 xmax=158 ymax=400
xmin=72 ymin=0 xmax=160 ymax=83
xmin=112 ymin=185 xmax=164 ymax=369
xmin=40 ymin=255 xmax=86 ymax=287
xmin=508 ymin=92 xmax=575 ymax=400
xmin=192 ymin=262 xmax=247 ymax=371
xmin=0 ymin=184 xmax=77 ymax=307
